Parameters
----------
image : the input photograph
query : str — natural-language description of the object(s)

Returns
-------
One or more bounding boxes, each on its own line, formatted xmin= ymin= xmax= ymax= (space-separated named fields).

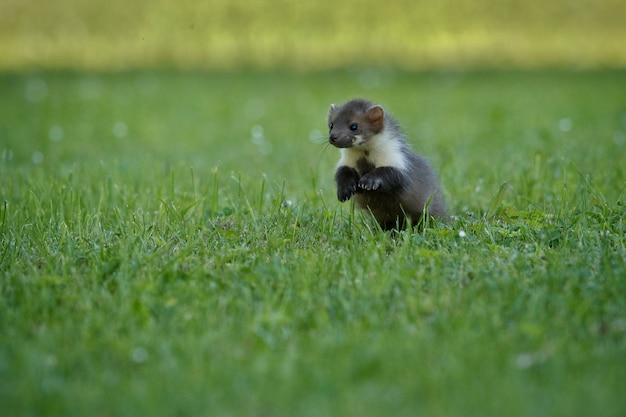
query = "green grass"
xmin=1 ymin=70 xmax=625 ymax=416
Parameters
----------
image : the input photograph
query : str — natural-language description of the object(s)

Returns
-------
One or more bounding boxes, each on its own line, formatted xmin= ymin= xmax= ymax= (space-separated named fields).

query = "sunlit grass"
xmin=1 ymin=0 xmax=625 ymax=70
xmin=1 ymin=70 xmax=625 ymax=416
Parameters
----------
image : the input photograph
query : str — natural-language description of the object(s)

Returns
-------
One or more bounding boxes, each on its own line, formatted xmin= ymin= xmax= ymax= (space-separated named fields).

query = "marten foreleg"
xmin=335 ymin=166 xmax=361 ymax=202
xmin=358 ymin=167 xmax=406 ymax=192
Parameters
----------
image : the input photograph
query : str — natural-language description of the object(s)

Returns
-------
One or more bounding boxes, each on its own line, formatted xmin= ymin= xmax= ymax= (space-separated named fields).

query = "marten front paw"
xmin=337 ymin=181 xmax=357 ymax=202
xmin=358 ymin=174 xmax=383 ymax=191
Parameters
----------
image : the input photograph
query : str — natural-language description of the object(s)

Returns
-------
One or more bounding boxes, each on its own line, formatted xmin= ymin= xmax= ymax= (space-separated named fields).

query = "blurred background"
xmin=1 ymin=0 xmax=625 ymax=71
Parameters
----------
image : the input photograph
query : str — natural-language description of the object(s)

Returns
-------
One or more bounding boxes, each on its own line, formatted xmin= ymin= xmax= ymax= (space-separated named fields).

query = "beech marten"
xmin=328 ymin=98 xmax=445 ymax=230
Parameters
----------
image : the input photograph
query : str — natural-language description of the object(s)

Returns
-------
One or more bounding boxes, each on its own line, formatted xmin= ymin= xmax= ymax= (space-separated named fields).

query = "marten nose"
xmin=329 ymin=133 xmax=338 ymax=144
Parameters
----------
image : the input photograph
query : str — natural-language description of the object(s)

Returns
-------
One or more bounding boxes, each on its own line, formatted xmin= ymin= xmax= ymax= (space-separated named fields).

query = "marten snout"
xmin=329 ymin=132 xmax=354 ymax=148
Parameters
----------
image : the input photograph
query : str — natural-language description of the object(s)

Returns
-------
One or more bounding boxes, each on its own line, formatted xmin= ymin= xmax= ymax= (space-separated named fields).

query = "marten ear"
xmin=327 ymin=104 xmax=338 ymax=122
xmin=366 ymin=105 xmax=385 ymax=133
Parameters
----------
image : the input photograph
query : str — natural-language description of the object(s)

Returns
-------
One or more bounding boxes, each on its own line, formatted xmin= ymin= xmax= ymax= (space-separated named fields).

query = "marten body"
xmin=328 ymin=99 xmax=445 ymax=230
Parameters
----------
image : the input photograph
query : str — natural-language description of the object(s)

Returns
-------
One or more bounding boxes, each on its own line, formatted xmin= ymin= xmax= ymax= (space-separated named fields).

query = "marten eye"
xmin=329 ymin=123 xmax=333 ymax=131
xmin=349 ymin=123 xmax=358 ymax=131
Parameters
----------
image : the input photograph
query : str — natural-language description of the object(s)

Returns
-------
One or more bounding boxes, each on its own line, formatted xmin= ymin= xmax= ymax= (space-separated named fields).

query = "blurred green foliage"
xmin=1 ymin=0 xmax=625 ymax=70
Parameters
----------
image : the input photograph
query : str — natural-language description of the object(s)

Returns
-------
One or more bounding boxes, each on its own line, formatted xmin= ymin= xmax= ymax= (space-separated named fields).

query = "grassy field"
xmin=1 ymin=69 xmax=625 ymax=416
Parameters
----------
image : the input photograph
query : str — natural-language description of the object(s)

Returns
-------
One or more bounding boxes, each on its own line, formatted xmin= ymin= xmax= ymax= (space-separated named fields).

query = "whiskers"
xmin=309 ymin=129 xmax=334 ymax=166
xmin=309 ymin=129 xmax=329 ymax=145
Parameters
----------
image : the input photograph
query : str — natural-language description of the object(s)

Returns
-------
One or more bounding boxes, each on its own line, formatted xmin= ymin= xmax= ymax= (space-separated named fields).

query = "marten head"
xmin=328 ymin=99 xmax=385 ymax=149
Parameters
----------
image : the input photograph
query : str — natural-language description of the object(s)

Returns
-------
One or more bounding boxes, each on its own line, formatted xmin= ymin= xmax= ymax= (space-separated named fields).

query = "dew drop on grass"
xmin=558 ymin=118 xmax=572 ymax=132
xmin=251 ymin=125 xmax=264 ymax=144
xmin=45 ymin=355 xmax=58 ymax=368
xmin=32 ymin=151 xmax=44 ymax=165
xmin=1 ymin=149 xmax=14 ymax=161
xmin=458 ymin=230 xmax=467 ymax=238
xmin=515 ymin=353 xmax=534 ymax=369
xmin=113 ymin=122 xmax=128 ymax=138
xmin=131 ymin=347 xmax=148 ymax=363
xmin=251 ymin=125 xmax=272 ymax=155
xmin=49 ymin=125 xmax=64 ymax=141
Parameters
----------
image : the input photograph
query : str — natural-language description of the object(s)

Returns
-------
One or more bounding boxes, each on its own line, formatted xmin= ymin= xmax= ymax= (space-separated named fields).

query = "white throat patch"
xmin=337 ymin=130 xmax=407 ymax=171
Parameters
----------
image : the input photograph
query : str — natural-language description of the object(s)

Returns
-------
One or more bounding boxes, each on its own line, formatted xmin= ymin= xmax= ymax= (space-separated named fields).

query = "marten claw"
xmin=358 ymin=176 xmax=382 ymax=191
xmin=337 ymin=183 xmax=357 ymax=202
